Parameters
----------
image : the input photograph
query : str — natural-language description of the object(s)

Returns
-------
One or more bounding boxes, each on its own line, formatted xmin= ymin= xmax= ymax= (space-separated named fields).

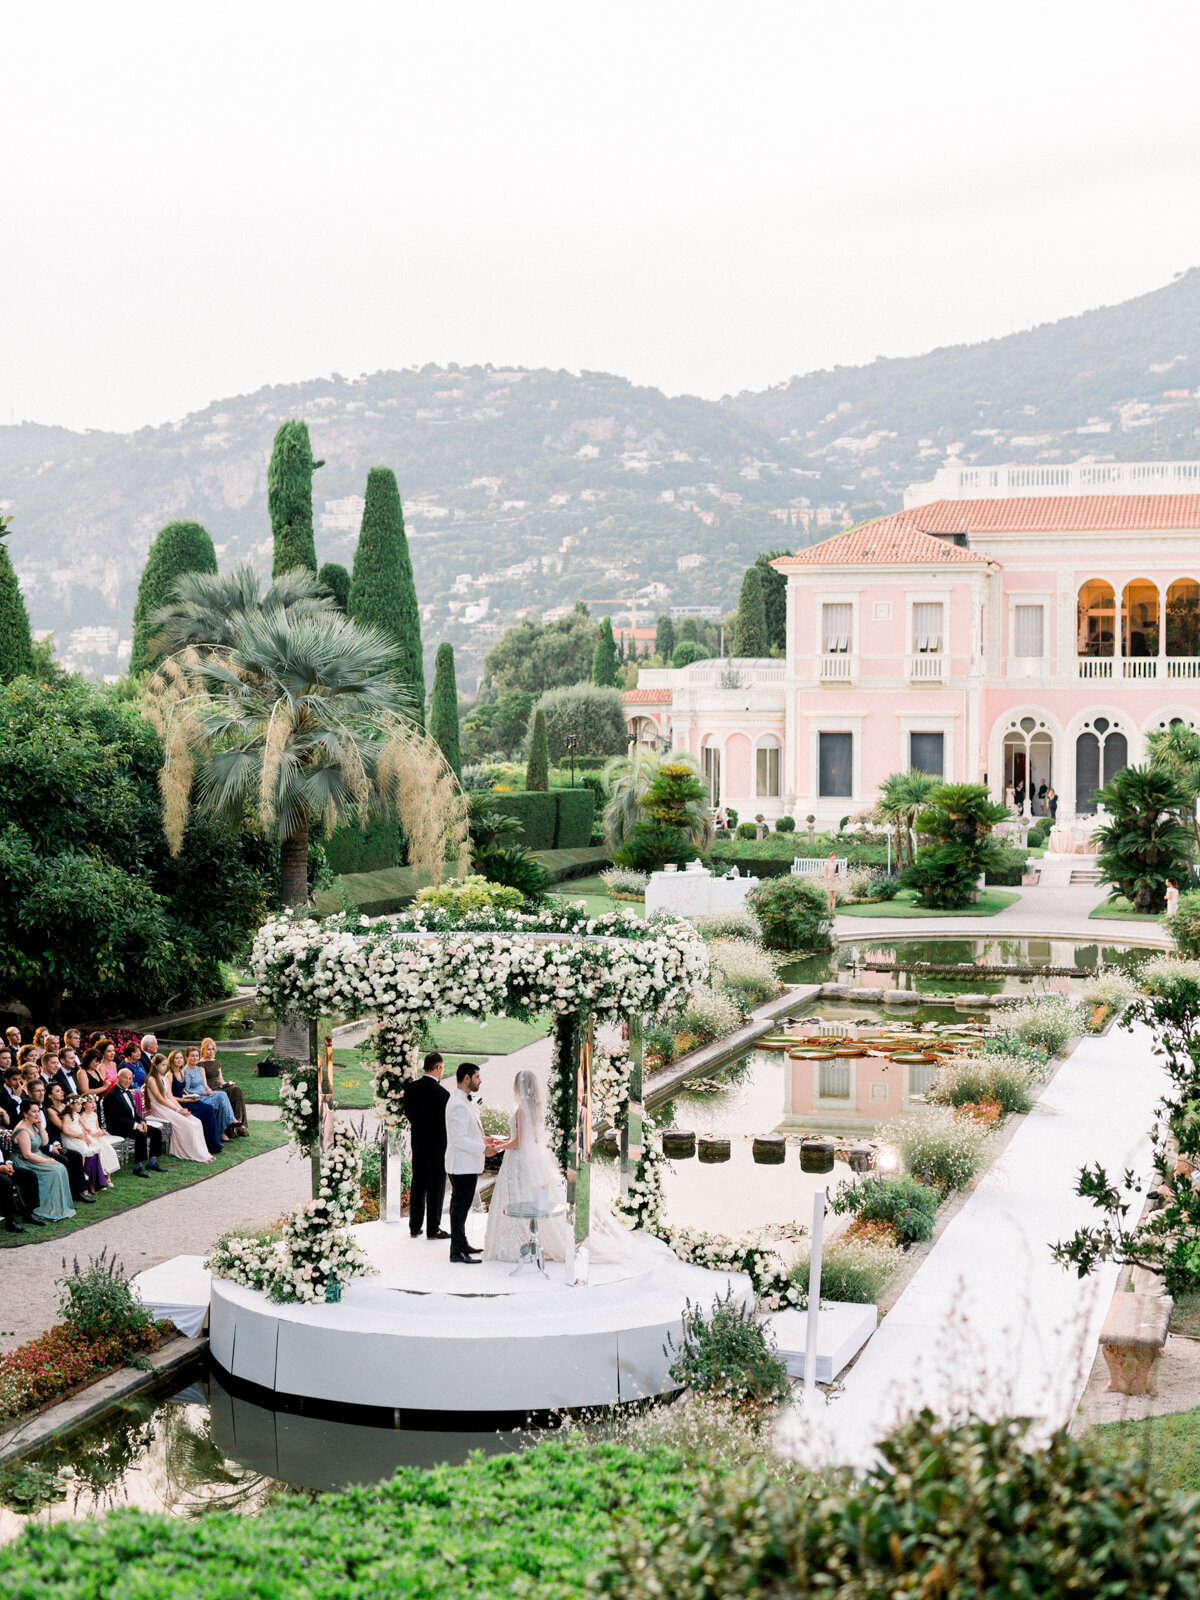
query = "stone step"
xmin=1070 ymin=869 xmax=1103 ymax=884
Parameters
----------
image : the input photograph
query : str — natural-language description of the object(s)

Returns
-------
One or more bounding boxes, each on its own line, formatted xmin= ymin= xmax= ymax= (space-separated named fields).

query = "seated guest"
xmin=12 ymin=1098 xmax=75 ymax=1221
xmin=94 ymin=1040 xmax=120 ymax=1089
xmin=4 ymin=1026 xmax=22 ymax=1056
xmin=19 ymin=1045 xmax=45 ymax=1088
xmin=144 ymin=1058 xmax=213 ymax=1164
xmin=60 ymin=1094 xmax=108 ymax=1193
xmin=199 ymin=1038 xmax=248 ymax=1135
xmin=27 ymin=1078 xmax=93 ymax=1203
xmin=165 ymin=1051 xmax=222 ymax=1153
xmin=138 ymin=1033 xmax=159 ymax=1081
xmin=46 ymin=1052 xmax=76 ymax=1100
xmin=0 ymin=1123 xmax=41 ymax=1231
xmin=103 ymin=1069 xmax=164 ymax=1178
xmin=76 ymin=1048 xmax=108 ymax=1097
xmin=62 ymin=1027 xmax=83 ymax=1062
xmin=31 ymin=1026 xmax=48 ymax=1050
xmin=80 ymin=1094 xmax=120 ymax=1180
xmin=120 ymin=1039 xmax=147 ymax=1089
xmin=183 ymin=1046 xmax=237 ymax=1141
xmin=0 ymin=1063 xmax=23 ymax=1128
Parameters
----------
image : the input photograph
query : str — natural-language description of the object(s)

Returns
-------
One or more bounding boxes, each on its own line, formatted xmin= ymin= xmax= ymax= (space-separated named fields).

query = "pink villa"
xmin=623 ymin=495 xmax=1200 ymax=827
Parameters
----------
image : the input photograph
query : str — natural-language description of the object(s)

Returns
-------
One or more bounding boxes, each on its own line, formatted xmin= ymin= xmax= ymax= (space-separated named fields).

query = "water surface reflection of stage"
xmin=209 ymin=1218 xmax=752 ymax=1420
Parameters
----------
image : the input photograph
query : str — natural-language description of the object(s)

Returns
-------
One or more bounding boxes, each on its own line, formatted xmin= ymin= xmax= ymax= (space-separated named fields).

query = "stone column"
xmin=565 ymin=1013 xmax=594 ymax=1287
xmin=620 ymin=1016 xmax=644 ymax=1201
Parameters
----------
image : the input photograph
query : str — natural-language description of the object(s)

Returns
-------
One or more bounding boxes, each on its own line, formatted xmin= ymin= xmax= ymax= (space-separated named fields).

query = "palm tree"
xmin=878 ymin=770 xmax=938 ymax=870
xmin=144 ymin=588 xmax=469 ymax=1058
xmin=1093 ymin=766 xmax=1193 ymax=914
xmin=147 ymin=564 xmax=336 ymax=657
xmin=1147 ymin=722 xmax=1200 ymax=851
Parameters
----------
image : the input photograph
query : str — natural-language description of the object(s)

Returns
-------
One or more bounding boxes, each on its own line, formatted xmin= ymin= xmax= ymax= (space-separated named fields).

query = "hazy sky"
xmin=7 ymin=1 xmax=1200 ymax=432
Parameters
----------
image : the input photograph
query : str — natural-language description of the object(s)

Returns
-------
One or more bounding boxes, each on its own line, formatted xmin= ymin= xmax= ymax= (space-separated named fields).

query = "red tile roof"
xmin=622 ymin=687 xmax=673 ymax=703
xmin=773 ymin=515 xmax=990 ymax=568
xmin=773 ymin=494 xmax=1200 ymax=571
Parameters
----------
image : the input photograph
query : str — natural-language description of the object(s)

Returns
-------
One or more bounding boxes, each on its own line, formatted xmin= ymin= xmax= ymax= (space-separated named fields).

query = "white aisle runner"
xmin=781 ymin=1021 xmax=1167 ymax=1465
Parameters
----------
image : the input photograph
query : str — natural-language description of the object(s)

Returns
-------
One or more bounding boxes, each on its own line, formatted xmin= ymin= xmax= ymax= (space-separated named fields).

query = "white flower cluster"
xmin=363 ymin=1019 xmax=423 ymax=1136
xmin=592 ymin=1043 xmax=633 ymax=1128
xmin=615 ymin=1119 xmax=669 ymax=1234
xmin=668 ymin=1225 xmax=803 ymax=1311
xmin=278 ymin=1064 xmax=321 ymax=1156
xmin=252 ymin=910 xmax=708 ymax=1052
xmin=317 ymin=1126 xmax=363 ymax=1223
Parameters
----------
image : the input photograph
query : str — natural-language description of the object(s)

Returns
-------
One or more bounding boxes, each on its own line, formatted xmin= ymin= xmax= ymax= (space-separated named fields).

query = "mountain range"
xmin=5 ymin=267 xmax=1200 ymax=689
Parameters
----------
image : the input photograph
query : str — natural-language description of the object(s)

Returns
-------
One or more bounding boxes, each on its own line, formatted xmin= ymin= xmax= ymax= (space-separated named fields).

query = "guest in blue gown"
xmin=182 ymin=1046 xmax=237 ymax=1141
xmin=166 ymin=1051 xmax=222 ymax=1153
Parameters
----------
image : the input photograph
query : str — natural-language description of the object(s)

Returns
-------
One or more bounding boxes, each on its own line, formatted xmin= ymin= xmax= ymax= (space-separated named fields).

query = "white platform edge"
xmin=765 ymin=1303 xmax=878 ymax=1383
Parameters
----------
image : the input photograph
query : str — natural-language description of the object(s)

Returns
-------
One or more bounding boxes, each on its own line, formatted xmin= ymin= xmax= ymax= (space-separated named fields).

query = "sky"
xmin=6 ymin=0 xmax=1200 ymax=433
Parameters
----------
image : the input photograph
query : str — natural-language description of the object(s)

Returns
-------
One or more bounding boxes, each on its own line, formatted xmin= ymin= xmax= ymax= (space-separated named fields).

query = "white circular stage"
xmin=209 ymin=1218 xmax=753 ymax=1419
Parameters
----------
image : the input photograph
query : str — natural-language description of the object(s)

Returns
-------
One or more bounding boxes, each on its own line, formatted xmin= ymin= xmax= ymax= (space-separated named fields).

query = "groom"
xmin=445 ymin=1062 xmax=499 ymax=1264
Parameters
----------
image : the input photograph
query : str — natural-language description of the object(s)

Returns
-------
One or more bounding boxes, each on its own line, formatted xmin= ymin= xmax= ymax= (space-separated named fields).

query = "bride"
xmin=483 ymin=1068 xmax=672 ymax=1267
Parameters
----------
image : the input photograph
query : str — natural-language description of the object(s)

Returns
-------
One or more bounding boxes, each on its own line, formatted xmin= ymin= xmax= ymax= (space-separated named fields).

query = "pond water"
xmin=781 ymin=936 xmax=1150 ymax=995
xmin=155 ymin=1002 xmax=354 ymax=1047
xmin=0 ymin=1366 xmax=536 ymax=1543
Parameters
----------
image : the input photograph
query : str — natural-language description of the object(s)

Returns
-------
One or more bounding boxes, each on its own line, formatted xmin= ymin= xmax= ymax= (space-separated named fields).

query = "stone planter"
xmin=661 ymin=1128 xmax=696 ymax=1159
xmin=752 ymin=1135 xmax=786 ymax=1165
xmin=698 ymin=1136 xmax=731 ymax=1164
xmin=847 ymin=1140 xmax=875 ymax=1173
xmin=800 ymin=1137 xmax=835 ymax=1174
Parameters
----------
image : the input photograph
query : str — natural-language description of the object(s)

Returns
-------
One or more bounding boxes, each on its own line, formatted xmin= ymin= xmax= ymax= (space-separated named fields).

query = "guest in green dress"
xmin=12 ymin=1101 xmax=75 ymax=1221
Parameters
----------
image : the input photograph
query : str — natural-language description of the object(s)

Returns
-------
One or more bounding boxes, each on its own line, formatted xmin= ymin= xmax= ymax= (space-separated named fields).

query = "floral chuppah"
xmin=220 ymin=903 xmax=710 ymax=1298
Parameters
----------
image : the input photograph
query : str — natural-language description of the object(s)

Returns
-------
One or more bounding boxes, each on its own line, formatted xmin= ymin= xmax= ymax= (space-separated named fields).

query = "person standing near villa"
xmin=823 ymin=851 xmax=839 ymax=912
xmin=1047 ymin=787 xmax=1058 ymax=821
xmin=1166 ymin=879 xmax=1181 ymax=920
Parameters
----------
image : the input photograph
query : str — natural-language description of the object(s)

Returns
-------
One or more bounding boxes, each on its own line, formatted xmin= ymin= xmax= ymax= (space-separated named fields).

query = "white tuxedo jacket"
xmin=445 ymin=1089 xmax=486 ymax=1176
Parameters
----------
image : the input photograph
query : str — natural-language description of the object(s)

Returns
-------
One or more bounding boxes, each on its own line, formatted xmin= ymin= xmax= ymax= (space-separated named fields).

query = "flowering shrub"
xmin=278 ymin=1063 xmax=321 ymax=1155
xmin=675 ymin=985 xmax=745 ymax=1047
xmin=992 ymin=993 xmax=1083 ymax=1056
xmin=0 ymin=1319 xmax=170 ymax=1423
xmin=416 ymin=875 xmax=525 ymax=917
xmin=704 ymin=939 xmax=780 ymax=1008
xmin=843 ymin=1216 xmax=902 ymax=1248
xmin=1078 ymin=970 xmax=1139 ymax=1022
xmin=830 ymin=1174 xmax=938 ymax=1245
xmin=668 ymin=1225 xmax=806 ymax=1311
xmin=592 ymin=1044 xmax=633 ymax=1128
xmin=690 ymin=907 xmax=763 ymax=943
xmin=877 ymin=1107 xmax=992 ymax=1192
xmin=957 ymin=1098 xmax=1003 ymax=1127
xmin=601 ymin=866 xmax=650 ymax=898
xmin=927 ymin=1053 xmax=1036 ymax=1116
xmin=1141 ymin=953 xmax=1200 ymax=993
xmin=789 ymin=1236 xmax=898 ymax=1305
xmin=838 ymin=865 xmax=875 ymax=903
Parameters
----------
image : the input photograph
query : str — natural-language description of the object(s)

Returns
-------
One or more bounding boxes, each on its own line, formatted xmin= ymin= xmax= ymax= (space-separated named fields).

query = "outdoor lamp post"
xmin=565 ymin=732 xmax=579 ymax=787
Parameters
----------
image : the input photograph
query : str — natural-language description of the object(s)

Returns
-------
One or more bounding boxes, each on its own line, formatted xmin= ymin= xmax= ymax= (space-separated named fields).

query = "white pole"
xmin=804 ymin=1186 xmax=826 ymax=1404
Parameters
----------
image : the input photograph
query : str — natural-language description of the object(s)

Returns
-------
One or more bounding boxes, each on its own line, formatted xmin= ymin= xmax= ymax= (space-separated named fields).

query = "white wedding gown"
xmin=483 ymin=1100 xmax=674 ymax=1269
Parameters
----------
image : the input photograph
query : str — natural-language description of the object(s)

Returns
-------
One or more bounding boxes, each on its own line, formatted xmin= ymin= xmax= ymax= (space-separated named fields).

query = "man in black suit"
xmin=104 ymin=1068 xmax=164 ymax=1176
xmin=0 ymin=1064 xmax=23 ymax=1129
xmin=48 ymin=1052 xmax=77 ymax=1100
xmin=0 ymin=1128 xmax=39 ymax=1231
xmin=402 ymin=1051 xmax=450 ymax=1239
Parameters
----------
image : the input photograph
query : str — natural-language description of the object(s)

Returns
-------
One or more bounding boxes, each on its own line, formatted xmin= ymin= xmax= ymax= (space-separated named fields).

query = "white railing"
xmin=819 ymin=654 xmax=855 ymax=681
xmin=905 ymin=459 xmax=1200 ymax=507
xmin=1167 ymin=657 xmax=1200 ymax=680
xmin=1122 ymin=658 xmax=1158 ymax=680
xmin=907 ymin=654 xmax=945 ymax=682
xmin=790 ymin=857 xmax=847 ymax=877
xmin=683 ymin=659 xmax=786 ymax=687
xmin=1076 ymin=657 xmax=1113 ymax=680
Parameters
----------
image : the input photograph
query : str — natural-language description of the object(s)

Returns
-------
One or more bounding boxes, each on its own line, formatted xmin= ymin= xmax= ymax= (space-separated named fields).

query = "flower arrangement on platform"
xmin=362 ymin=1019 xmax=423 ymax=1135
xmin=592 ymin=1043 xmax=633 ymax=1128
xmin=278 ymin=1063 xmax=320 ymax=1156
xmin=667 ymin=1224 xmax=807 ymax=1311
xmin=615 ymin=1118 xmax=669 ymax=1235
xmin=318 ymin=1126 xmax=364 ymax=1222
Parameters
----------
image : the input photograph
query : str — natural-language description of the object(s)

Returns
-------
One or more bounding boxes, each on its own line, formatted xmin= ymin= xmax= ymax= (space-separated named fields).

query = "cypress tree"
xmin=429 ymin=641 xmax=462 ymax=779
xmin=678 ymin=616 xmax=699 ymax=644
xmin=655 ymin=613 xmax=676 ymax=662
xmin=755 ymin=550 xmax=789 ymax=652
xmin=348 ymin=466 xmax=425 ymax=722
xmin=733 ymin=565 xmax=769 ymax=657
xmin=0 ymin=520 xmax=34 ymax=682
xmin=525 ymin=709 xmax=549 ymax=792
xmin=592 ymin=616 xmax=621 ymax=687
xmin=317 ymin=561 xmax=351 ymax=613
xmin=269 ymin=420 xmax=322 ymax=576
xmin=129 ymin=519 xmax=218 ymax=674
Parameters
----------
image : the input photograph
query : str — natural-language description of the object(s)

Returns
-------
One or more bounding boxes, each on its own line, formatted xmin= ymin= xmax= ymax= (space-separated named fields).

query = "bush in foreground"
xmin=746 ymin=875 xmax=834 ymax=952
xmin=830 ymin=1173 xmax=939 ymax=1245
xmin=789 ymin=1236 xmax=898 ymax=1304
xmin=598 ymin=1411 xmax=1200 ymax=1599
xmin=927 ymin=1052 xmax=1036 ymax=1116
xmin=878 ymin=1106 xmax=992 ymax=1191
xmin=665 ymin=1289 xmax=789 ymax=1407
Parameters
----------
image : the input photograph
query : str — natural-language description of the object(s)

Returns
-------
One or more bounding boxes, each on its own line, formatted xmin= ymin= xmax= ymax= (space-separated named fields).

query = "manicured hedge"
xmin=554 ymin=787 xmax=596 ymax=849
xmin=324 ymin=817 xmax=405 ymax=876
xmin=985 ymin=844 xmax=1030 ymax=887
xmin=0 ymin=1439 xmax=690 ymax=1600
xmin=483 ymin=790 xmax=559 ymax=850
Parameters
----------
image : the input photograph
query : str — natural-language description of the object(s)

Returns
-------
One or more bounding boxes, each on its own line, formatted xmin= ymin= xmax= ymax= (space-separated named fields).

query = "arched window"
xmin=1121 ymin=579 xmax=1160 ymax=658
xmin=1001 ymin=716 xmax=1053 ymax=813
xmin=1076 ymin=580 xmax=1115 ymax=658
xmin=1075 ymin=716 xmax=1128 ymax=814
xmin=1166 ymin=579 xmax=1200 ymax=658
xmin=755 ymin=736 xmax=781 ymax=797
xmin=701 ymin=737 xmax=721 ymax=806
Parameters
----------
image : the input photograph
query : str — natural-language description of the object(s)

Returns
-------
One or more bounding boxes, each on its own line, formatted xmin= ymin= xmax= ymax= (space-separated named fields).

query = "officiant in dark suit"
xmin=403 ymin=1051 xmax=450 ymax=1239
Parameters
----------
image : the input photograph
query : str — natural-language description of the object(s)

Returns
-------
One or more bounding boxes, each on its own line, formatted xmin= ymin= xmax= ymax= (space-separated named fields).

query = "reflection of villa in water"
xmin=782 ymin=1052 xmax=937 ymax=1134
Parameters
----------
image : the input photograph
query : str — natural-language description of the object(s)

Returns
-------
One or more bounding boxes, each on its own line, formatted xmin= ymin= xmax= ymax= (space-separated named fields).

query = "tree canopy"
xmin=0 ymin=519 xmax=34 ymax=683
xmin=592 ymin=616 xmax=621 ymax=687
xmin=654 ymin=614 xmax=676 ymax=662
xmin=733 ymin=564 xmax=769 ymax=657
xmin=130 ymin=520 xmax=218 ymax=675
xmin=429 ymin=641 xmax=462 ymax=779
xmin=269 ymin=420 xmax=322 ymax=576
xmin=484 ymin=607 xmax=596 ymax=694
xmin=755 ymin=549 xmax=790 ymax=653
xmin=348 ymin=466 xmax=425 ymax=722
xmin=532 ymin=683 xmax=628 ymax=763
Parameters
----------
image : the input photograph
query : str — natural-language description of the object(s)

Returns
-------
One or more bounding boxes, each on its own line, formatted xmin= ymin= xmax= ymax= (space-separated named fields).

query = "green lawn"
xmin=1087 ymin=1405 xmax=1200 ymax=1494
xmin=552 ymin=873 xmax=645 ymax=921
xmin=1090 ymin=895 xmax=1166 ymax=923
xmin=837 ymin=888 xmax=1020 ymax=920
xmin=0 ymin=1119 xmax=290 ymax=1250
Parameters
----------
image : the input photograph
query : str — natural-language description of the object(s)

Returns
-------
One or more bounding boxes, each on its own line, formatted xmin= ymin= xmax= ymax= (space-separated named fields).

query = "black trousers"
xmin=52 ymin=1146 xmax=87 ymax=1199
xmin=409 ymin=1151 xmax=446 ymax=1237
xmin=448 ymin=1171 xmax=477 ymax=1258
xmin=126 ymin=1125 xmax=163 ymax=1166
xmin=0 ymin=1167 xmax=38 ymax=1221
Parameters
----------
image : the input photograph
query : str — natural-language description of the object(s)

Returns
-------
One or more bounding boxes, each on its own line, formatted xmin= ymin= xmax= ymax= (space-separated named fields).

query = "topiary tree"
xmin=0 ymin=515 xmax=34 ymax=683
xmin=129 ymin=520 xmax=217 ymax=676
xmin=592 ymin=616 xmax=621 ymax=687
xmin=1093 ymin=765 xmax=1193 ymax=913
xmin=655 ymin=614 xmax=675 ymax=662
xmin=613 ymin=758 xmax=712 ymax=871
xmin=269 ymin=420 xmax=322 ymax=576
xmin=525 ymin=709 xmax=549 ymax=791
xmin=746 ymin=876 xmax=834 ymax=951
xmin=755 ymin=550 xmax=789 ymax=653
xmin=429 ymin=641 xmax=462 ymax=779
xmin=903 ymin=782 xmax=1009 ymax=909
xmin=348 ymin=466 xmax=425 ymax=723
xmin=672 ymin=640 xmax=709 ymax=668
xmin=317 ymin=561 xmax=350 ymax=613
xmin=733 ymin=564 xmax=769 ymax=657
xmin=532 ymin=683 xmax=628 ymax=763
